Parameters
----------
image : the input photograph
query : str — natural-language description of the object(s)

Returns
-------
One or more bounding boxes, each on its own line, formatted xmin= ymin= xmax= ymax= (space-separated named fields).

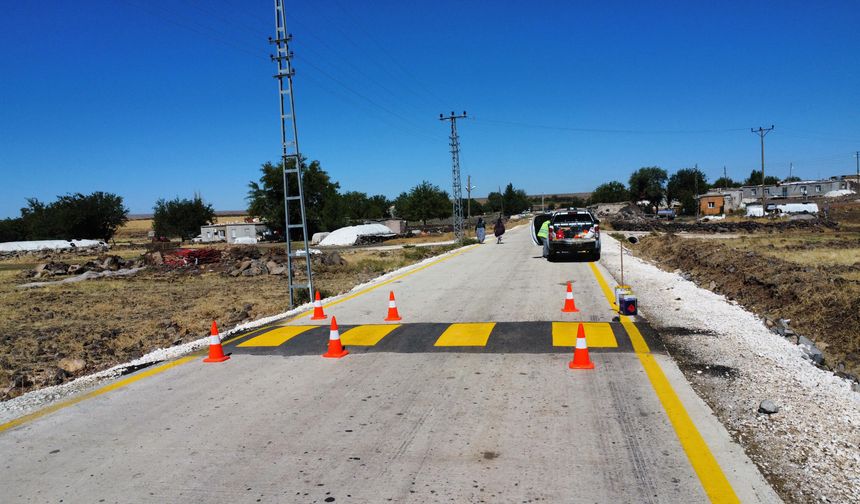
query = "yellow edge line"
xmin=0 ymin=356 xmax=196 ymax=434
xmin=1 ymin=243 xmax=479 ymax=433
xmin=287 ymin=244 xmax=480 ymax=323
xmin=589 ymin=262 xmax=739 ymax=503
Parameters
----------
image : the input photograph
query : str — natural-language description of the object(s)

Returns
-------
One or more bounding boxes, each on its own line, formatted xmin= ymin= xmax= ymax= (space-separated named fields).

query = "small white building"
xmin=199 ymin=223 xmax=269 ymax=244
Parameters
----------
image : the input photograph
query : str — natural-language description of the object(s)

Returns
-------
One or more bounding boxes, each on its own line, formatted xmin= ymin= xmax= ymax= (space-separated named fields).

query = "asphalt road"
xmin=0 ymin=225 xmax=781 ymax=503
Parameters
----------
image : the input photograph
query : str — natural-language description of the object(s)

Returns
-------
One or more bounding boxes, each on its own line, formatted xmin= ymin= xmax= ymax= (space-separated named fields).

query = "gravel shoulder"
xmin=600 ymin=234 xmax=860 ymax=503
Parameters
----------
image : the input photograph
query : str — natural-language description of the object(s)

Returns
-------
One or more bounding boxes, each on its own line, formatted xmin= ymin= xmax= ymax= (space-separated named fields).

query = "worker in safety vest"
xmin=537 ymin=219 xmax=550 ymax=257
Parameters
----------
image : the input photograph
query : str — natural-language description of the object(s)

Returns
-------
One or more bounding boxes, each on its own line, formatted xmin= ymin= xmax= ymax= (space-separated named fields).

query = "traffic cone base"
xmin=384 ymin=291 xmax=402 ymax=321
xmin=561 ymin=281 xmax=580 ymax=313
xmin=568 ymin=323 xmax=594 ymax=370
xmin=323 ymin=317 xmax=349 ymax=359
xmin=203 ymin=321 xmax=230 ymax=363
xmin=310 ymin=291 xmax=328 ymax=320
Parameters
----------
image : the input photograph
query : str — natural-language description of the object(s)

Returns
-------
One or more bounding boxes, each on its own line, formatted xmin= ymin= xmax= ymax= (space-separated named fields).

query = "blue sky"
xmin=1 ymin=1 xmax=858 ymax=218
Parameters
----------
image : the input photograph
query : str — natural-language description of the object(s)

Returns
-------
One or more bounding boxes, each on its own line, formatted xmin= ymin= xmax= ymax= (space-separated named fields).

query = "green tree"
xmin=590 ymin=181 xmax=629 ymax=203
xmin=366 ymin=195 xmax=392 ymax=219
xmin=485 ymin=192 xmax=503 ymax=214
xmin=153 ymin=195 xmax=216 ymax=241
xmin=744 ymin=170 xmax=780 ymax=186
xmin=629 ymin=167 xmax=668 ymax=211
xmin=667 ymin=168 xmax=709 ymax=215
xmin=501 ymin=183 xmax=530 ymax=216
xmin=0 ymin=217 xmax=26 ymax=242
xmin=247 ymin=159 xmax=345 ymax=237
xmin=393 ymin=181 xmax=451 ymax=225
xmin=783 ymin=176 xmax=802 ymax=183
xmin=19 ymin=192 xmax=128 ymax=241
xmin=464 ymin=198 xmax=484 ymax=216
xmin=712 ymin=176 xmax=740 ymax=189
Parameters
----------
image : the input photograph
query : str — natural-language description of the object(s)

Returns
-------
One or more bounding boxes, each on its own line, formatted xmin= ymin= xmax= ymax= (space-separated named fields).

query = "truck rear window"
xmin=552 ymin=213 xmax=593 ymax=225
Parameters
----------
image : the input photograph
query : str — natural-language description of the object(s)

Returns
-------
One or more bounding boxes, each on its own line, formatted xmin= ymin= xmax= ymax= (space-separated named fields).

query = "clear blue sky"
xmin=1 ymin=1 xmax=858 ymax=218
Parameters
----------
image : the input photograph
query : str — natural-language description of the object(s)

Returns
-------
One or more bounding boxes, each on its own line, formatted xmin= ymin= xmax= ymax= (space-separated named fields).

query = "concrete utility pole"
xmin=855 ymin=151 xmax=859 ymax=184
xmin=789 ymin=162 xmax=793 ymax=181
xmin=466 ymin=175 xmax=475 ymax=223
xmin=723 ymin=166 xmax=728 ymax=190
xmin=270 ymin=0 xmax=314 ymax=307
xmin=694 ymin=163 xmax=699 ymax=219
xmin=439 ymin=111 xmax=467 ymax=242
xmin=751 ymin=125 xmax=775 ymax=213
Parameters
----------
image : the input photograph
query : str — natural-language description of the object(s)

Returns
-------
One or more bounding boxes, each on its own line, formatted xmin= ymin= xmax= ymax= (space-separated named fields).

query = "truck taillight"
xmin=555 ymin=230 xmax=565 ymax=239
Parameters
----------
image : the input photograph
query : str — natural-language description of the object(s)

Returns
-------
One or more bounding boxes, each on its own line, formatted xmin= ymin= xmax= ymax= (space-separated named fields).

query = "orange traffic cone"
xmin=561 ymin=282 xmax=580 ymax=313
xmin=310 ymin=291 xmax=328 ymax=320
xmin=322 ymin=316 xmax=349 ymax=358
xmin=568 ymin=323 xmax=594 ymax=370
xmin=384 ymin=291 xmax=402 ymax=321
xmin=203 ymin=320 xmax=230 ymax=363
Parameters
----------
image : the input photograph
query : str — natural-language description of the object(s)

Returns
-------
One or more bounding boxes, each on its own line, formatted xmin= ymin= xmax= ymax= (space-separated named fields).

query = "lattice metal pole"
xmin=271 ymin=0 xmax=313 ymax=307
xmin=439 ymin=111 xmax=467 ymax=242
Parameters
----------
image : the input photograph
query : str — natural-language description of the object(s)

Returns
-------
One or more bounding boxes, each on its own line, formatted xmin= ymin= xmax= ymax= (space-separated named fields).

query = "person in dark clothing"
xmin=475 ymin=217 xmax=486 ymax=243
xmin=493 ymin=217 xmax=505 ymax=244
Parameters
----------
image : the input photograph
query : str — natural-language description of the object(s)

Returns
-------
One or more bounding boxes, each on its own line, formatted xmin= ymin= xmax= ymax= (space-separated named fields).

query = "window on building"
xmin=708 ymin=201 xmax=715 ymax=208
xmin=782 ymin=187 xmax=788 ymax=196
xmin=815 ymin=185 xmax=821 ymax=192
xmin=751 ymin=188 xmax=757 ymax=196
xmin=840 ymin=183 xmax=847 ymax=189
xmin=764 ymin=188 xmax=770 ymax=195
xmin=800 ymin=186 xmax=806 ymax=193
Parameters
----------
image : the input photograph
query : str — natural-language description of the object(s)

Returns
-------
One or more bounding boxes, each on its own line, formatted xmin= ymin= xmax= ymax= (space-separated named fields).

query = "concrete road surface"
xmin=0 ymin=225 xmax=781 ymax=503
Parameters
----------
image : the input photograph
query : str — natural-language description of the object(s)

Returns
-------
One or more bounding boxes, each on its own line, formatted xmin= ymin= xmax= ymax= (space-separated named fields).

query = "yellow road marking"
xmin=340 ymin=324 xmax=400 ymax=346
xmin=1 ymin=243 xmax=479 ymax=433
xmin=589 ymin=262 xmax=739 ymax=503
xmin=588 ymin=262 xmax=619 ymax=311
xmin=0 ymin=356 xmax=196 ymax=434
xmin=434 ymin=323 xmax=496 ymax=346
xmin=551 ymin=322 xmax=618 ymax=347
xmin=237 ymin=326 xmax=316 ymax=347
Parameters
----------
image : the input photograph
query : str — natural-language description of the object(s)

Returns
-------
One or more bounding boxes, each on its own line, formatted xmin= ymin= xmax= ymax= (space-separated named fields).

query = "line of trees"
xmin=0 ymin=192 xmax=129 ymax=242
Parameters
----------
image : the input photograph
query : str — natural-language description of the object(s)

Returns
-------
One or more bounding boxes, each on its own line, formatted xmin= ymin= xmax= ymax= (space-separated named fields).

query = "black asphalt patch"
xmin=225 ymin=320 xmax=661 ymax=356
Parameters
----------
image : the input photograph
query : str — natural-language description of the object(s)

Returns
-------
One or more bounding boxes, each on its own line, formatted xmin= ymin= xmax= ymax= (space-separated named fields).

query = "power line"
xmin=471 ymin=117 xmax=749 ymax=135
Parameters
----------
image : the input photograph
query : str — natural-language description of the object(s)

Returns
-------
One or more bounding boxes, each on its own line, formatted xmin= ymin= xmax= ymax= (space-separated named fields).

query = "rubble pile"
xmin=24 ymin=255 xmax=141 ymax=279
xmin=610 ymin=217 xmax=838 ymax=233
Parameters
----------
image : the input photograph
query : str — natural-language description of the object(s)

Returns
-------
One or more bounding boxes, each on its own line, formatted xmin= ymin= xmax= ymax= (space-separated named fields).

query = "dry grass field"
xmin=0 ymin=242 xmax=458 ymax=400
xmin=629 ymin=200 xmax=860 ymax=377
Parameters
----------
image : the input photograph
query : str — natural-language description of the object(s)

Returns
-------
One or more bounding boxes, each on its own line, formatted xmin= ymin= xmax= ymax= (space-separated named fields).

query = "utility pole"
xmin=439 ymin=111 xmax=467 ymax=242
xmin=695 ymin=163 xmax=699 ymax=219
xmin=723 ymin=166 xmax=728 ymax=190
xmin=270 ymin=0 xmax=313 ymax=307
xmin=855 ymin=151 xmax=859 ymax=185
xmin=789 ymin=162 xmax=793 ymax=181
xmin=751 ymin=125 xmax=775 ymax=214
xmin=466 ymin=175 xmax=472 ymax=223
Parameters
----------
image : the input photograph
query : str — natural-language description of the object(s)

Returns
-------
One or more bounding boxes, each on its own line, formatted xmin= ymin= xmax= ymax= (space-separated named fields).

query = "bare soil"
xmin=0 ymin=243 xmax=458 ymax=400
xmin=630 ymin=229 xmax=860 ymax=377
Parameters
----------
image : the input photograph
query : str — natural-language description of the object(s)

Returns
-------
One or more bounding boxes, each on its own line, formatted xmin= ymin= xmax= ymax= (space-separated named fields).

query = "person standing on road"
xmin=475 ymin=217 xmax=486 ymax=244
xmin=493 ymin=216 xmax=505 ymax=244
xmin=537 ymin=218 xmax=550 ymax=257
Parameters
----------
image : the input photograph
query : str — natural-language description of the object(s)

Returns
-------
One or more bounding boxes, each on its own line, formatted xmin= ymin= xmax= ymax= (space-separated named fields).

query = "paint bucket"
xmin=620 ymin=295 xmax=638 ymax=316
xmin=614 ymin=285 xmax=632 ymax=308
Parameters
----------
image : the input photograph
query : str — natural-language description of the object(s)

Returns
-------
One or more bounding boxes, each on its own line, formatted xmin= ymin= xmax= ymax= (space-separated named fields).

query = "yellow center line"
xmin=589 ymin=262 xmax=739 ymax=503
xmin=1 ymin=243 xmax=480 ymax=433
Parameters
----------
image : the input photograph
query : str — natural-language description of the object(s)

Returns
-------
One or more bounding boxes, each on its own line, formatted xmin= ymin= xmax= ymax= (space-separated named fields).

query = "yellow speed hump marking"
xmin=551 ymin=322 xmax=618 ymax=347
xmin=237 ymin=326 xmax=316 ymax=347
xmin=434 ymin=323 xmax=496 ymax=347
xmin=340 ymin=324 xmax=400 ymax=346
xmin=589 ymin=261 xmax=740 ymax=503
